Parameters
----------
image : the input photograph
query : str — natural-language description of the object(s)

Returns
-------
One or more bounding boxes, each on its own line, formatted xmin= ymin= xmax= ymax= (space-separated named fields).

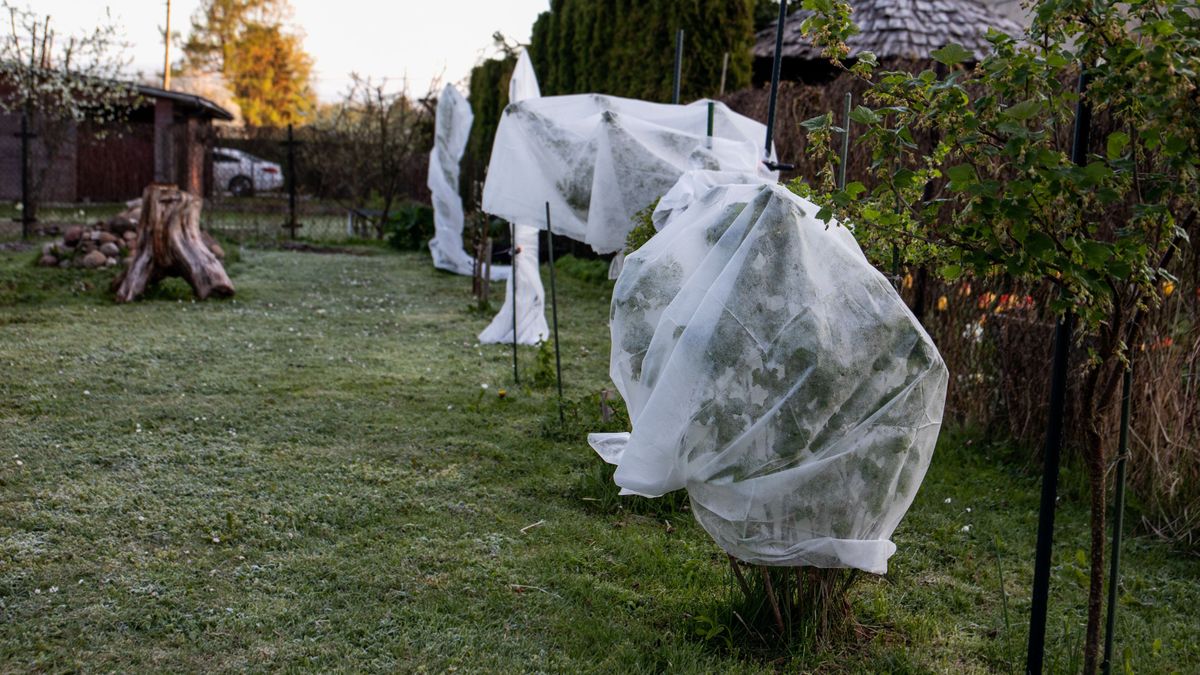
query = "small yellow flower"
xmin=497 ymin=389 xmax=507 ymax=399
xmin=936 ymin=295 xmax=948 ymax=312
xmin=1161 ymin=280 xmax=1175 ymax=297
xmin=902 ymin=273 xmax=913 ymax=290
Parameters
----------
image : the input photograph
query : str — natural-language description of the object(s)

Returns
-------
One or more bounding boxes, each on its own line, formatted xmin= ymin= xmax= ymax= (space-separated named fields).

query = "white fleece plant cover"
xmin=428 ymin=83 xmax=508 ymax=280
xmin=481 ymin=93 xmax=776 ymax=254
xmin=479 ymin=224 xmax=550 ymax=345
xmin=589 ymin=181 xmax=949 ymax=574
xmin=480 ymin=52 xmax=550 ymax=345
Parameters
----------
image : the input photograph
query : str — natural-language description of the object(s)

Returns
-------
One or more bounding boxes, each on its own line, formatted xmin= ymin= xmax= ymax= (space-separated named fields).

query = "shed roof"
xmin=753 ymin=0 xmax=1024 ymax=63
xmin=135 ymin=84 xmax=234 ymax=121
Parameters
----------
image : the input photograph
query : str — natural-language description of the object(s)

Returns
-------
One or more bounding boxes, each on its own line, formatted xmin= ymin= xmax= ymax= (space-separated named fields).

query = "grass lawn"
xmin=0 ymin=199 xmax=350 ymax=243
xmin=1 ymin=245 xmax=1197 ymax=673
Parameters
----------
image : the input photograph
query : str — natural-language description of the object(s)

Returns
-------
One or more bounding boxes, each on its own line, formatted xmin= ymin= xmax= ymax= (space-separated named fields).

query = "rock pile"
xmin=35 ymin=199 xmax=225 ymax=270
xmin=36 ymin=200 xmax=141 ymax=269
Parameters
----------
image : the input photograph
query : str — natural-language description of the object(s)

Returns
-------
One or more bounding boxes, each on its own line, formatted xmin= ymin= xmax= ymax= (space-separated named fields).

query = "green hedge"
xmin=467 ymin=0 xmax=758 ymax=170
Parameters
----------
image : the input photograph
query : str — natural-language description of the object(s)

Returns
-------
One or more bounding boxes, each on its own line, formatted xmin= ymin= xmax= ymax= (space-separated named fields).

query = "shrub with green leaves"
xmin=384 ymin=204 xmax=435 ymax=251
xmin=795 ymin=1 xmax=1198 ymax=670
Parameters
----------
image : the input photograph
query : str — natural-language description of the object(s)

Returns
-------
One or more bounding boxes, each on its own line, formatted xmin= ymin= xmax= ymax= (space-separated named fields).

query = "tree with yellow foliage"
xmin=182 ymin=0 xmax=313 ymax=126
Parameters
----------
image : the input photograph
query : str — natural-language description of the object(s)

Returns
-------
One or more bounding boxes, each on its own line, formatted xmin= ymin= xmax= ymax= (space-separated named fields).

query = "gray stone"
xmin=63 ymin=226 xmax=83 ymax=246
xmin=81 ymin=250 xmax=107 ymax=269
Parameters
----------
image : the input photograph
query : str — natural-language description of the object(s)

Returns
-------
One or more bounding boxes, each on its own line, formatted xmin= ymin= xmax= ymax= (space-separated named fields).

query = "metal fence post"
xmin=280 ymin=123 xmax=301 ymax=239
xmin=16 ymin=109 xmax=37 ymax=239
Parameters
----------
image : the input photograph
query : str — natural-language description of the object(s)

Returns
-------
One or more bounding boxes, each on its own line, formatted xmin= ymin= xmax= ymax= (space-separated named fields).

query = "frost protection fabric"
xmin=482 ymin=94 xmax=776 ymax=253
xmin=479 ymin=224 xmax=550 ymax=345
xmin=590 ymin=182 xmax=949 ymax=574
xmin=508 ymin=50 xmax=541 ymax=101
xmin=481 ymin=52 xmax=549 ymax=345
xmin=428 ymin=84 xmax=508 ymax=280
xmin=651 ymin=170 xmax=775 ymax=231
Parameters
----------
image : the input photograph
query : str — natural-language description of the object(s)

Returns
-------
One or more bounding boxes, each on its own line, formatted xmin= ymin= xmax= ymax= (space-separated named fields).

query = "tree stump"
xmin=113 ymin=184 xmax=234 ymax=303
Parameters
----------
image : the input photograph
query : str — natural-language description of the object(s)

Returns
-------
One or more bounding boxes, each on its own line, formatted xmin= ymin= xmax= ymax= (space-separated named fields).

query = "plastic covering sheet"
xmin=428 ymin=84 xmax=508 ymax=280
xmin=480 ymin=53 xmax=550 ymax=345
xmin=589 ymin=177 xmax=948 ymax=574
xmin=482 ymin=94 xmax=776 ymax=253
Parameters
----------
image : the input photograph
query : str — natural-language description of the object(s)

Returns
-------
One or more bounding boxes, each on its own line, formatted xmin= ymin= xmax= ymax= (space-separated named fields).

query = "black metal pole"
xmin=672 ymin=29 xmax=684 ymax=104
xmin=1101 ymin=363 xmax=1133 ymax=675
xmin=511 ymin=222 xmax=520 ymax=385
xmin=763 ymin=0 xmax=791 ymax=171
xmin=706 ymin=100 xmax=715 ymax=149
xmin=287 ymin=123 xmax=298 ymax=239
xmin=544 ymin=203 xmax=564 ymax=423
xmin=18 ymin=109 xmax=35 ymax=239
xmin=1026 ymin=68 xmax=1090 ymax=675
xmin=838 ymin=91 xmax=852 ymax=190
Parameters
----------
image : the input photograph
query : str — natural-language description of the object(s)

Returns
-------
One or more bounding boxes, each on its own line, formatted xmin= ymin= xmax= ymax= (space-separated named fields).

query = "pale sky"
xmin=32 ymin=0 xmax=550 ymax=100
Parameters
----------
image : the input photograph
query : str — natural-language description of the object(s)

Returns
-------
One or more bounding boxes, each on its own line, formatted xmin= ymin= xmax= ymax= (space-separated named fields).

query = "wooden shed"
xmin=0 ymin=83 xmax=234 ymax=203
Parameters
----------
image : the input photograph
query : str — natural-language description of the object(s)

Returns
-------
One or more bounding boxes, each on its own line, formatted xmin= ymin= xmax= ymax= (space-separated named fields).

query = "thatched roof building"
xmin=752 ymin=0 xmax=1026 ymax=83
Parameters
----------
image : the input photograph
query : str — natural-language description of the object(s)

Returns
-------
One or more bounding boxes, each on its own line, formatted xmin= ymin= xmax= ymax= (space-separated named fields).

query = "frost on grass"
xmin=592 ymin=180 xmax=949 ymax=574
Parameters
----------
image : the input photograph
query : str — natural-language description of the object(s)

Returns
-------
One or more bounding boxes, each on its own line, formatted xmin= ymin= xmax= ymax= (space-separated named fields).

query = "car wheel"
xmin=229 ymin=176 xmax=254 ymax=197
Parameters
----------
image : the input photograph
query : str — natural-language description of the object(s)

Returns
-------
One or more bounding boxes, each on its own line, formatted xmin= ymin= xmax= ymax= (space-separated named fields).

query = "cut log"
xmin=113 ymin=184 xmax=234 ymax=302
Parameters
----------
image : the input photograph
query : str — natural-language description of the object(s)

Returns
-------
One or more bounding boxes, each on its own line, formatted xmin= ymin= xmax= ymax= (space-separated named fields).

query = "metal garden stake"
xmin=544 ymin=202 xmax=564 ymax=423
xmin=1026 ymin=67 xmax=1091 ymax=675
xmin=511 ymin=222 xmax=520 ymax=384
xmin=672 ymin=29 xmax=685 ymax=104
xmin=763 ymin=0 xmax=793 ymax=172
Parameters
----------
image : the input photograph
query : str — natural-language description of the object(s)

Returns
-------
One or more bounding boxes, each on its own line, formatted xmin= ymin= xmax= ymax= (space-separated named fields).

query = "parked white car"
xmin=212 ymin=147 xmax=284 ymax=197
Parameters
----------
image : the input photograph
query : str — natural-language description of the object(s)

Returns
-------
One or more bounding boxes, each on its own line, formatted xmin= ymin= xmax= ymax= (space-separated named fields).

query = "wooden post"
xmin=153 ymin=98 xmax=175 ymax=185
xmin=184 ymin=117 xmax=204 ymax=196
xmin=1101 ymin=363 xmax=1133 ymax=675
xmin=481 ymin=238 xmax=493 ymax=306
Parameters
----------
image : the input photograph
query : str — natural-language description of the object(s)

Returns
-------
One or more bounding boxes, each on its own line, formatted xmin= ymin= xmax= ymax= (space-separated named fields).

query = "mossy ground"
xmin=1 ymin=246 xmax=1197 ymax=673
